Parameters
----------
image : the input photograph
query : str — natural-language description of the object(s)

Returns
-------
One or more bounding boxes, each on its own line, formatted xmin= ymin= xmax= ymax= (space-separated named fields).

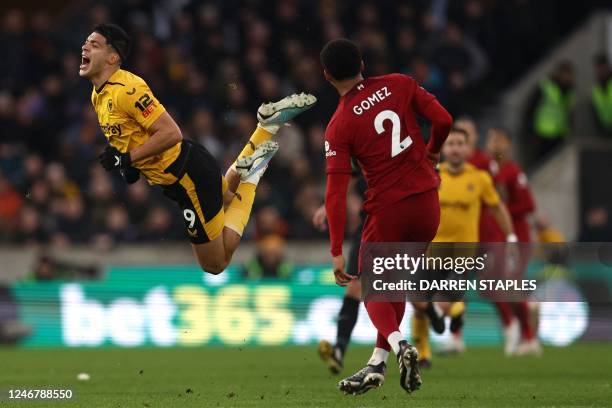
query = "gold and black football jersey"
xmin=91 ymin=69 xmax=180 ymax=185
xmin=435 ymin=162 xmax=501 ymax=243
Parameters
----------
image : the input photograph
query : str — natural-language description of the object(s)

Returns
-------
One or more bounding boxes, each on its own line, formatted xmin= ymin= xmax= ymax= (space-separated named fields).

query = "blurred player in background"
xmin=457 ymin=117 xmax=491 ymax=172
xmin=486 ymin=128 xmax=541 ymax=356
xmin=456 ymin=117 xmax=501 ymax=242
xmin=411 ymin=127 xmax=516 ymax=367
xmin=320 ymin=38 xmax=452 ymax=395
xmin=439 ymin=116 xmax=498 ymax=354
xmin=454 ymin=120 xmax=540 ymax=356
xmin=79 ymin=23 xmax=316 ymax=274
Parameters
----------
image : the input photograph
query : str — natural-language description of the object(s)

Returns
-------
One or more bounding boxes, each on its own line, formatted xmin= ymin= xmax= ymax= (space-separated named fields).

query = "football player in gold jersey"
xmin=79 ymin=23 xmax=316 ymax=273
xmin=413 ymin=127 xmax=516 ymax=367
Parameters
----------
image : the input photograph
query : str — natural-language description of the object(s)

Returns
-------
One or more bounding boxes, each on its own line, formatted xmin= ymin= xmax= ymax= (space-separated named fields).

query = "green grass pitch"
xmin=0 ymin=343 xmax=610 ymax=407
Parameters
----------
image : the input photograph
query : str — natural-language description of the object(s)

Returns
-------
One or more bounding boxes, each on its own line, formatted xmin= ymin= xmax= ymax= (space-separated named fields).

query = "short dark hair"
xmin=320 ymin=38 xmax=362 ymax=81
xmin=94 ymin=23 xmax=131 ymax=63
xmin=449 ymin=126 xmax=469 ymax=140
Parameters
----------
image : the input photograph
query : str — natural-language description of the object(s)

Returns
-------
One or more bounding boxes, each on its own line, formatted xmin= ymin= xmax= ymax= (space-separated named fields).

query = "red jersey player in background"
xmin=486 ymin=128 xmax=541 ymax=356
xmin=457 ymin=117 xmax=492 ymax=172
xmin=458 ymin=117 xmax=501 ymax=244
xmin=320 ymin=39 xmax=452 ymax=395
xmin=455 ymin=117 xmax=499 ymax=243
xmin=487 ymin=128 xmax=535 ymax=242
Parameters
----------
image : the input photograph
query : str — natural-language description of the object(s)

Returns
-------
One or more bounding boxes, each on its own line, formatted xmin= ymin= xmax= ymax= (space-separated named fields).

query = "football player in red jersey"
xmin=486 ymin=128 xmax=535 ymax=242
xmin=457 ymin=116 xmax=492 ymax=172
xmin=486 ymin=128 xmax=541 ymax=356
xmin=458 ymin=117 xmax=501 ymax=245
xmin=320 ymin=39 xmax=452 ymax=395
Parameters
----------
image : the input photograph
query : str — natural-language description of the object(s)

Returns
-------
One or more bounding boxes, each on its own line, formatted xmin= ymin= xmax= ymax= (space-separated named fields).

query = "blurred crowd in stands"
xmin=0 ymin=0 xmax=605 ymax=247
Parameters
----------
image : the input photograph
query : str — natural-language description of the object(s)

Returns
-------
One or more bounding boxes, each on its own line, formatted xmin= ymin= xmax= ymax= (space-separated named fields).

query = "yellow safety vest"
xmin=593 ymin=79 xmax=612 ymax=131
xmin=534 ymin=79 xmax=575 ymax=138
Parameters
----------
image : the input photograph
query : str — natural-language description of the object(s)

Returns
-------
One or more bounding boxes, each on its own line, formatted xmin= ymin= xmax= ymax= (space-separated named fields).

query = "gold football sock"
xmin=412 ymin=314 xmax=432 ymax=361
xmin=236 ymin=124 xmax=276 ymax=161
xmin=224 ymin=182 xmax=256 ymax=237
xmin=449 ymin=301 xmax=466 ymax=318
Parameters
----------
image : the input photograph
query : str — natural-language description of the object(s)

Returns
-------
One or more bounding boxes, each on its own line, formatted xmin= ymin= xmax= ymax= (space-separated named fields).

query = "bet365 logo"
xmin=60 ymin=284 xmax=293 ymax=347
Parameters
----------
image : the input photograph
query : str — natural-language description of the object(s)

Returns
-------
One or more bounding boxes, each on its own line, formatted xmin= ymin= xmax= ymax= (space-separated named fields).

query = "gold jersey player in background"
xmin=79 ymin=23 xmax=316 ymax=273
xmin=412 ymin=127 xmax=516 ymax=368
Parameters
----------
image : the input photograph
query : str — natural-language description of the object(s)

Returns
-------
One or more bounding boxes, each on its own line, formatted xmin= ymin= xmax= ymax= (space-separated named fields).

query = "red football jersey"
xmin=325 ymin=74 xmax=440 ymax=214
xmin=468 ymin=148 xmax=501 ymax=242
xmin=468 ymin=148 xmax=492 ymax=172
xmin=490 ymin=160 xmax=536 ymax=242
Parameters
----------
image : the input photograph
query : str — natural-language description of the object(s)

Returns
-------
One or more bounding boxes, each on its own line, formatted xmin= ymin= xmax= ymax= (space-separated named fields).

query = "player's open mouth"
xmin=80 ymin=55 xmax=91 ymax=70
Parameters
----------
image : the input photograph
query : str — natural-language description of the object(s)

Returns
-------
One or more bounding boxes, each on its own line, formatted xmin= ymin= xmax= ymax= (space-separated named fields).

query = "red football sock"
xmin=392 ymin=301 xmax=406 ymax=326
xmin=494 ymin=302 xmax=513 ymax=327
xmin=366 ymin=301 xmax=401 ymax=352
xmin=375 ymin=332 xmax=391 ymax=351
xmin=513 ymin=301 xmax=535 ymax=340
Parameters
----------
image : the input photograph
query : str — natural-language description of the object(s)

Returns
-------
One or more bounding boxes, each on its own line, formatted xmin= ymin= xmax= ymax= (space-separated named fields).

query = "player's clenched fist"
xmin=332 ymin=255 xmax=354 ymax=286
xmin=99 ymin=145 xmax=131 ymax=171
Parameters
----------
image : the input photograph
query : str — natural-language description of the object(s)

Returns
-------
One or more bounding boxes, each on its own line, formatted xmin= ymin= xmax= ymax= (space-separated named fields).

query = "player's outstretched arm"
xmin=325 ymin=173 xmax=355 ymax=286
xmin=129 ymin=111 xmax=182 ymax=163
xmin=325 ymin=173 xmax=350 ymax=257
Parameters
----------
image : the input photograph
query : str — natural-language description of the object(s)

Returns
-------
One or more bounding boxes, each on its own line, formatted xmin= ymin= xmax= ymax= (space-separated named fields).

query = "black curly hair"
xmin=320 ymin=38 xmax=362 ymax=81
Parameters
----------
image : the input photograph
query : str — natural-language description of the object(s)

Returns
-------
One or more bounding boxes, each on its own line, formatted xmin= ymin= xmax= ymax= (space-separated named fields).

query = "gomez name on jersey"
xmin=352 ymin=86 xmax=392 ymax=115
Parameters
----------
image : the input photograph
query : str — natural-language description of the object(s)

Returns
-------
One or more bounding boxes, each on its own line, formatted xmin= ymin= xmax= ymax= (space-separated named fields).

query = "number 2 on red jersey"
xmin=374 ymin=109 xmax=413 ymax=158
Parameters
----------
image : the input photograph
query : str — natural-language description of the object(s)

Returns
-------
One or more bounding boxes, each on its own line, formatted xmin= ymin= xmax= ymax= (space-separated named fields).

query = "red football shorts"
xmin=361 ymin=188 xmax=440 ymax=244
xmin=358 ymin=188 xmax=440 ymax=276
